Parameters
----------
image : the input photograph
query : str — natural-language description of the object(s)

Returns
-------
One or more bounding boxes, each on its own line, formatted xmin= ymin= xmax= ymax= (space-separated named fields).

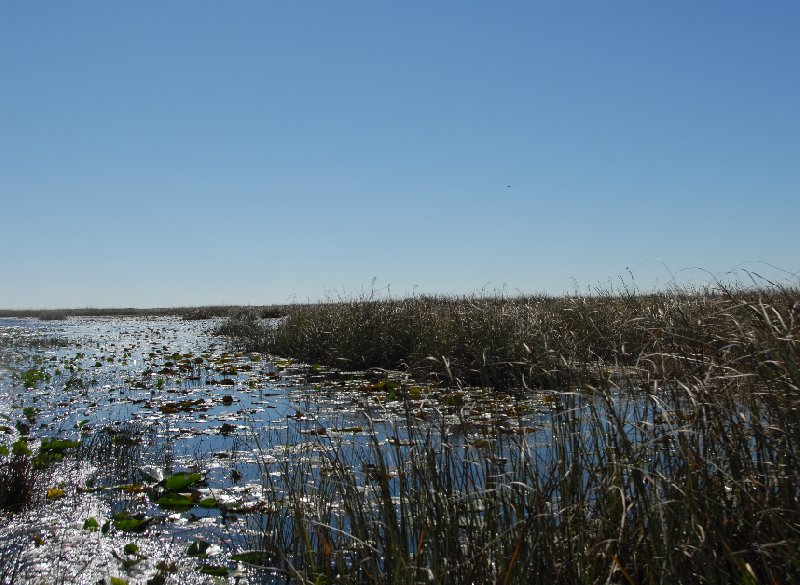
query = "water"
xmin=0 ymin=316 xmax=297 ymax=583
xmin=1 ymin=316 xmax=554 ymax=584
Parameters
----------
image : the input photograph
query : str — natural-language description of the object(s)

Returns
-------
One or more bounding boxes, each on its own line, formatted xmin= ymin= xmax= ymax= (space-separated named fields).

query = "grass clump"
xmin=0 ymin=439 xmax=38 ymax=513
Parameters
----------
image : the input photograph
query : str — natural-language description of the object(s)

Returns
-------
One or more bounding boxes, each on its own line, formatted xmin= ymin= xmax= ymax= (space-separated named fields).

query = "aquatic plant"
xmin=20 ymin=368 xmax=49 ymax=388
xmin=0 ymin=438 xmax=38 ymax=513
xmin=219 ymin=283 xmax=800 ymax=583
xmin=221 ymin=283 xmax=798 ymax=391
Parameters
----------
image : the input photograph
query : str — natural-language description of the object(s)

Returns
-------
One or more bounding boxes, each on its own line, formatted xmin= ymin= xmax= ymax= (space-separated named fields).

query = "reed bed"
xmin=222 ymin=285 xmax=798 ymax=391
xmin=219 ymin=285 xmax=800 ymax=584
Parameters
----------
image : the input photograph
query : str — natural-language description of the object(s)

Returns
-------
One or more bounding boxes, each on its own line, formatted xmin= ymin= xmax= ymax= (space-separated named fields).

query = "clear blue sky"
xmin=1 ymin=1 xmax=798 ymax=308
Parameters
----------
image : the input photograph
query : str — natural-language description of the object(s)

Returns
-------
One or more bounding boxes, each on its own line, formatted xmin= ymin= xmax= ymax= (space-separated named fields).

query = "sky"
xmin=1 ymin=1 xmax=798 ymax=308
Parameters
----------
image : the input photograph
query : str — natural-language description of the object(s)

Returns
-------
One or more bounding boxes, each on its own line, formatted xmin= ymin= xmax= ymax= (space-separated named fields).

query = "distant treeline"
xmin=0 ymin=306 xmax=287 ymax=321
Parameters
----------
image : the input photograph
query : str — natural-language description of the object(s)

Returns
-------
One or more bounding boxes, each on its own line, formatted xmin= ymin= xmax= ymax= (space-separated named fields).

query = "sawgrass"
xmin=222 ymin=284 xmax=800 ymax=583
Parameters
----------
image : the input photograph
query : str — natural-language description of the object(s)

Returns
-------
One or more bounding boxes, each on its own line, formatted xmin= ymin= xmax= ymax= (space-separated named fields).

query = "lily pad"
xmin=199 ymin=565 xmax=229 ymax=577
xmin=113 ymin=512 xmax=152 ymax=533
xmin=123 ymin=543 xmax=139 ymax=555
xmin=155 ymin=493 xmax=193 ymax=510
xmin=219 ymin=423 xmax=236 ymax=435
xmin=161 ymin=471 xmax=201 ymax=491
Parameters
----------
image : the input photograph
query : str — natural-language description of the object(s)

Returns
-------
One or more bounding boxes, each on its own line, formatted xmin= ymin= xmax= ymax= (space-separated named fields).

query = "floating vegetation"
xmin=161 ymin=471 xmax=202 ymax=491
xmin=154 ymin=493 xmax=194 ymax=510
xmin=20 ymin=368 xmax=49 ymax=388
xmin=112 ymin=511 xmax=153 ymax=533
xmin=199 ymin=564 xmax=229 ymax=577
xmin=45 ymin=487 xmax=65 ymax=500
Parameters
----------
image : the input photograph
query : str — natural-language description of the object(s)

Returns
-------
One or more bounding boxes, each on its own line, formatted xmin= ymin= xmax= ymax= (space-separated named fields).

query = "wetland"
xmin=1 ymin=287 xmax=799 ymax=584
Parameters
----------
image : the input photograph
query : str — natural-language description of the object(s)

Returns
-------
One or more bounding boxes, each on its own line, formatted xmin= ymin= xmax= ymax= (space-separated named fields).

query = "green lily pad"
xmin=113 ymin=512 xmax=152 ymax=533
xmin=199 ymin=565 xmax=229 ymax=577
xmin=161 ymin=471 xmax=201 ymax=491
xmin=123 ymin=543 xmax=139 ymax=555
xmin=115 ymin=518 xmax=148 ymax=532
xmin=155 ymin=493 xmax=193 ymax=510
xmin=11 ymin=439 xmax=30 ymax=457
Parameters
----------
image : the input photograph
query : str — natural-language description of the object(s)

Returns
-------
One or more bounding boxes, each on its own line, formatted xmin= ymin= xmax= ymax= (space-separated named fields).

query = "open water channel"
xmin=1 ymin=316 xmax=552 ymax=584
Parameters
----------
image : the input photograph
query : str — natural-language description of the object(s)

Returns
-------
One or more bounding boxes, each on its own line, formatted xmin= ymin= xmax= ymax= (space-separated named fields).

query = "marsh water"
xmin=1 ymin=316 xmax=563 ymax=584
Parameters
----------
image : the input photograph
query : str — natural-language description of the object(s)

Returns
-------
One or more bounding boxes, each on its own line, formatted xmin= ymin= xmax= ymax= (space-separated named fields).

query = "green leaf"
xmin=155 ymin=493 xmax=193 ymax=510
xmin=335 ymin=426 xmax=364 ymax=433
xmin=12 ymin=439 xmax=31 ymax=457
xmin=123 ymin=543 xmax=139 ymax=555
xmin=115 ymin=519 xmax=147 ymax=532
xmin=83 ymin=517 xmax=99 ymax=531
xmin=111 ymin=435 xmax=139 ymax=446
xmin=161 ymin=471 xmax=201 ymax=491
xmin=40 ymin=438 xmax=81 ymax=453
xmin=46 ymin=487 xmax=66 ymax=500
xmin=199 ymin=565 xmax=229 ymax=577
xmin=113 ymin=513 xmax=151 ymax=533
xmin=21 ymin=369 xmax=47 ymax=388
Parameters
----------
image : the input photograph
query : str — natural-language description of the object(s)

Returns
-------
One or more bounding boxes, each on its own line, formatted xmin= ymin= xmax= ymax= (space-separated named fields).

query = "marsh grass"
xmin=0 ymin=448 xmax=38 ymax=514
xmin=222 ymin=285 xmax=798 ymax=390
xmin=220 ymin=284 xmax=799 ymax=583
xmin=242 ymin=386 xmax=799 ymax=583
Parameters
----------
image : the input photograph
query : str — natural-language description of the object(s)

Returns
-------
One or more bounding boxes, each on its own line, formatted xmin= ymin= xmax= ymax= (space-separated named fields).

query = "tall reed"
xmin=221 ymin=284 xmax=799 ymax=583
